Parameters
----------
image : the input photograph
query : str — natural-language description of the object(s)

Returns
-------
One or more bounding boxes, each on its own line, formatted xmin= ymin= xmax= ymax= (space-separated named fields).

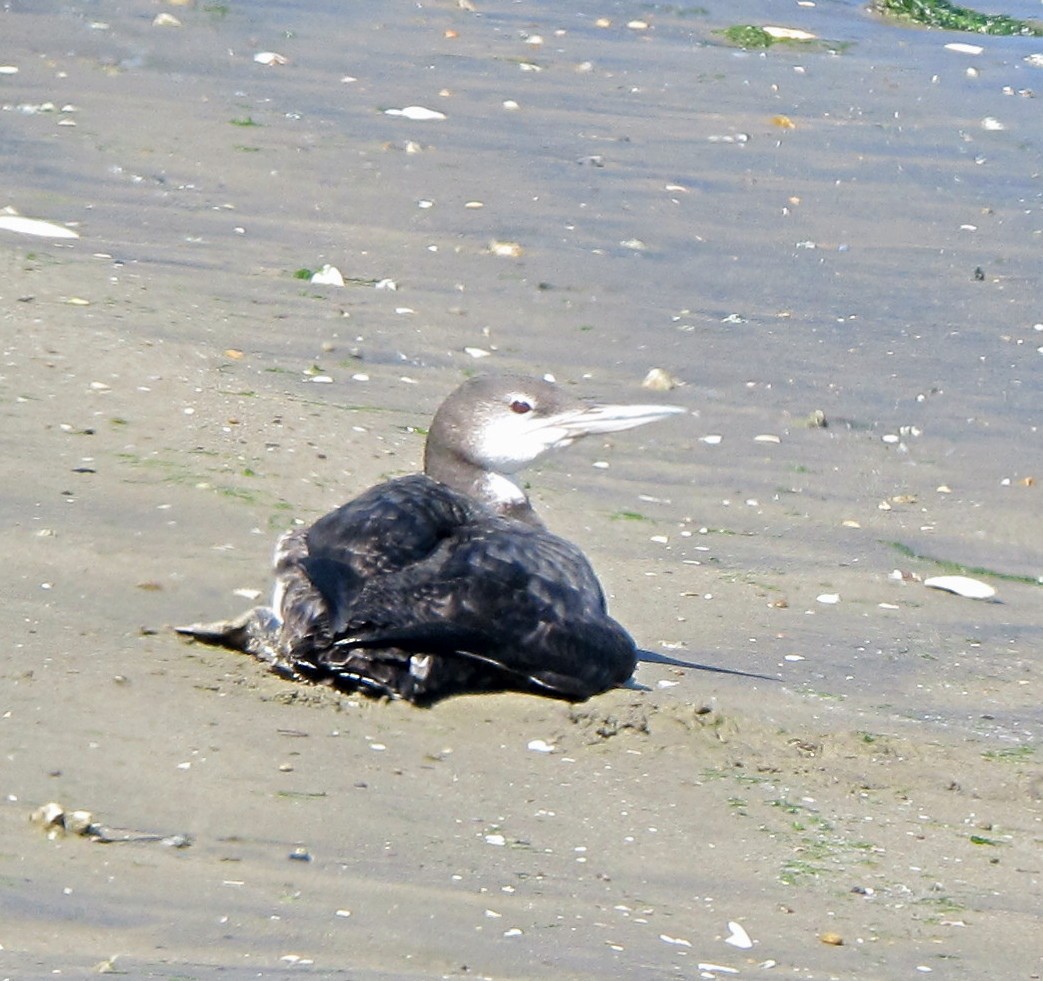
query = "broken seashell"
xmin=63 ymin=810 xmax=94 ymax=835
xmin=725 ymin=920 xmax=753 ymax=949
xmin=31 ymin=802 xmax=65 ymax=829
xmin=310 ymin=265 xmax=344 ymax=287
xmin=659 ymin=934 xmax=691 ymax=947
xmin=642 ymin=367 xmax=681 ymax=391
xmin=254 ymin=51 xmax=289 ymax=66
xmin=763 ymin=26 xmax=816 ymax=40
xmin=923 ymin=575 xmax=995 ymax=600
xmin=385 ymin=105 xmax=446 ymax=121
xmin=488 ymin=240 xmax=523 ymax=257
xmin=0 ymin=214 xmax=79 ymax=238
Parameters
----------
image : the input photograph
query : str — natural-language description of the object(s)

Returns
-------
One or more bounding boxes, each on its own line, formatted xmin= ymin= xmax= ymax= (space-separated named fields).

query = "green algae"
xmin=875 ymin=0 xmax=1043 ymax=36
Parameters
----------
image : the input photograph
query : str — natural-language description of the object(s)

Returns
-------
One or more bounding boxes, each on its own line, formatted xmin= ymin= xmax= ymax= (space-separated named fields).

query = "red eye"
xmin=509 ymin=399 xmax=533 ymax=414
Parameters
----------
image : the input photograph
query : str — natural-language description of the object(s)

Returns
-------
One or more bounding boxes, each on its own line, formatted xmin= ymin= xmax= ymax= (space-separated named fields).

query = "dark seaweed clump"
xmin=875 ymin=0 xmax=1043 ymax=36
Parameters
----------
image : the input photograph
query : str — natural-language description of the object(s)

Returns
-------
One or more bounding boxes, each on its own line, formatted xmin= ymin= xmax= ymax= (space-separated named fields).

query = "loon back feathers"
xmin=286 ymin=474 xmax=633 ymax=702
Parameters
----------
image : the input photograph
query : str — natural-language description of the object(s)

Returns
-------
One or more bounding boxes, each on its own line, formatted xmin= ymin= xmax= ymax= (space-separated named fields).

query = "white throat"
xmin=479 ymin=471 xmax=528 ymax=512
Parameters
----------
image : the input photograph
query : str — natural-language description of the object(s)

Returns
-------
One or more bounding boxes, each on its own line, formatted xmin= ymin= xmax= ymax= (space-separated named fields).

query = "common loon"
xmin=177 ymin=373 xmax=683 ymax=704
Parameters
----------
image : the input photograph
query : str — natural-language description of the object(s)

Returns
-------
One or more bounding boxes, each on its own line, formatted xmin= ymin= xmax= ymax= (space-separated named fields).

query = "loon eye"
xmin=509 ymin=399 xmax=533 ymax=415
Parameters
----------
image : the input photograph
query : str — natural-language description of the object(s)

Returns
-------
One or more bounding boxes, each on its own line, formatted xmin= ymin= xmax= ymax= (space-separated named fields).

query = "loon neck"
xmin=424 ymin=451 xmax=543 ymax=526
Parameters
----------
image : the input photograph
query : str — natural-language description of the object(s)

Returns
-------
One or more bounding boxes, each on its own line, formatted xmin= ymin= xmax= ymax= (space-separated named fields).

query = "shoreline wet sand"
xmin=2 ymin=1 xmax=1040 ymax=977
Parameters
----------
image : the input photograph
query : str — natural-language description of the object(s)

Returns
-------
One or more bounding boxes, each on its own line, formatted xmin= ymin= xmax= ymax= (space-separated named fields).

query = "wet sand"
xmin=2 ymin=0 xmax=1041 ymax=977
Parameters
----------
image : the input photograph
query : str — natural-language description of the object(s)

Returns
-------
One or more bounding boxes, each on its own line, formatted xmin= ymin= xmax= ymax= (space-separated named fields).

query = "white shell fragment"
xmin=725 ymin=920 xmax=754 ymax=949
xmin=0 ymin=215 xmax=79 ymax=239
xmin=310 ymin=264 xmax=344 ymax=286
xmin=924 ymin=576 xmax=996 ymax=600
xmin=31 ymin=802 xmax=65 ymax=828
xmin=659 ymin=934 xmax=692 ymax=947
xmin=489 ymin=240 xmax=523 ymax=257
xmin=642 ymin=367 xmax=681 ymax=391
xmin=817 ymin=593 xmax=840 ymax=605
xmin=763 ymin=26 xmax=817 ymax=40
xmin=385 ymin=105 xmax=446 ymax=121
xmin=945 ymin=42 xmax=984 ymax=55
xmin=527 ymin=739 xmax=555 ymax=753
xmin=254 ymin=51 xmax=289 ymax=66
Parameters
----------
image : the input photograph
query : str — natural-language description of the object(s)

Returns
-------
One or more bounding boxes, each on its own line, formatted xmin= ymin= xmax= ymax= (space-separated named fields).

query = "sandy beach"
xmin=2 ymin=0 xmax=1041 ymax=977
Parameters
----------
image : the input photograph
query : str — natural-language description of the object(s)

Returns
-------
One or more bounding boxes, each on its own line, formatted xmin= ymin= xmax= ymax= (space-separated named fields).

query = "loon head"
xmin=423 ymin=372 xmax=684 ymax=518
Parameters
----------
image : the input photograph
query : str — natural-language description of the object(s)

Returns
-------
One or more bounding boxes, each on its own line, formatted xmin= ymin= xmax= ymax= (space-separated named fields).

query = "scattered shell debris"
xmin=924 ymin=575 xmax=996 ymax=600
xmin=0 ymin=214 xmax=79 ymax=238
xmin=30 ymin=801 xmax=192 ymax=847
xmin=385 ymin=105 xmax=446 ymax=121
